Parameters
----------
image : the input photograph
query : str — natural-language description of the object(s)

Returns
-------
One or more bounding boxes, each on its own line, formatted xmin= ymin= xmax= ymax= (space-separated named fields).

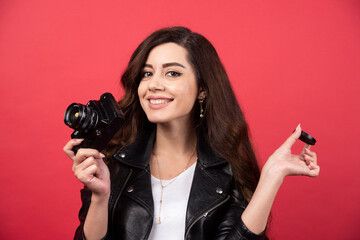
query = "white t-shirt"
xmin=148 ymin=162 xmax=197 ymax=240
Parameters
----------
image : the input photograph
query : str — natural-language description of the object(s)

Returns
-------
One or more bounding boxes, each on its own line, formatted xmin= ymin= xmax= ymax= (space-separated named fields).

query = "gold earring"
xmin=199 ymin=98 xmax=204 ymax=118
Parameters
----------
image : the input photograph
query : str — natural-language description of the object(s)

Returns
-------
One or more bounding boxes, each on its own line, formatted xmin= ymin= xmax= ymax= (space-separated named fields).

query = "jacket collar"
xmin=113 ymin=127 xmax=227 ymax=169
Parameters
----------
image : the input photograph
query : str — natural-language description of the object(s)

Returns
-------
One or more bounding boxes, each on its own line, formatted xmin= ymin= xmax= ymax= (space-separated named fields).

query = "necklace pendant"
xmin=153 ymin=149 xmax=196 ymax=227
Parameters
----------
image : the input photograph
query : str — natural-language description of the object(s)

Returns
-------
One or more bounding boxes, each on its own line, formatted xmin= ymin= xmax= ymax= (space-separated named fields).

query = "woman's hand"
xmin=262 ymin=124 xmax=320 ymax=182
xmin=64 ymin=139 xmax=110 ymax=239
xmin=241 ymin=124 xmax=320 ymax=234
xmin=63 ymin=139 xmax=111 ymax=199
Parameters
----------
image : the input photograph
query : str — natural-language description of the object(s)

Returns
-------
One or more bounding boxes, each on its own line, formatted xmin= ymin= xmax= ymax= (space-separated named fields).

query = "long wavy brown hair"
xmin=106 ymin=27 xmax=260 ymax=203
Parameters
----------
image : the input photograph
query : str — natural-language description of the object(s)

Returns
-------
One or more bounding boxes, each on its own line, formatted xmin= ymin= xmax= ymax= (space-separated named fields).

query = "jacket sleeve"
xmin=74 ymin=187 xmax=110 ymax=240
xmin=213 ymin=190 xmax=267 ymax=240
xmin=219 ymin=205 xmax=266 ymax=240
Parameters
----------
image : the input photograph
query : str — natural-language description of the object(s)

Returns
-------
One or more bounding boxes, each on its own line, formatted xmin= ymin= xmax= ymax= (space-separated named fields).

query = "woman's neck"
xmin=153 ymin=122 xmax=197 ymax=157
xmin=150 ymin=121 xmax=198 ymax=180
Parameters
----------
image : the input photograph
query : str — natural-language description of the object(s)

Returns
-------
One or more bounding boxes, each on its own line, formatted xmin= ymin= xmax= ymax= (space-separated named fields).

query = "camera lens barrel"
xmin=64 ymin=103 xmax=98 ymax=131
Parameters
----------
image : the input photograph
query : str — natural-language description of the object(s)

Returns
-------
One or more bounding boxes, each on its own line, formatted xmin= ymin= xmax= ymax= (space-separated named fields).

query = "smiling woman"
xmin=63 ymin=27 xmax=319 ymax=240
xmin=138 ymin=42 xmax=200 ymax=124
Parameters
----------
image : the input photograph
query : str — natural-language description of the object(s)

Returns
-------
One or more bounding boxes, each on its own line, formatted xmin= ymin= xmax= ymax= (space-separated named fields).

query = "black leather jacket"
xmin=74 ymin=129 xmax=265 ymax=240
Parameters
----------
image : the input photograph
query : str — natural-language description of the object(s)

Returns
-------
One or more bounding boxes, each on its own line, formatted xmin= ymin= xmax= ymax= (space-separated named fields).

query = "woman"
xmin=64 ymin=27 xmax=319 ymax=240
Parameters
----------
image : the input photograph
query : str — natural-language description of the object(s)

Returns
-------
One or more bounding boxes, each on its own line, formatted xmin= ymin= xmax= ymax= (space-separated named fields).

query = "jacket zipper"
xmin=111 ymin=169 xmax=133 ymax=226
xmin=184 ymin=195 xmax=231 ymax=239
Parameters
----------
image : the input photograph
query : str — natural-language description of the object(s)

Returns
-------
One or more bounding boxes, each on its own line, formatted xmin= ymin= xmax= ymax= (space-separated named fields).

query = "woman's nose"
xmin=148 ymin=74 xmax=164 ymax=91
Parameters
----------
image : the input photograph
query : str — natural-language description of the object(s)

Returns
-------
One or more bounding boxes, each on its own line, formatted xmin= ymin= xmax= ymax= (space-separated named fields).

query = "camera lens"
xmin=68 ymin=107 xmax=80 ymax=125
xmin=64 ymin=103 xmax=98 ymax=131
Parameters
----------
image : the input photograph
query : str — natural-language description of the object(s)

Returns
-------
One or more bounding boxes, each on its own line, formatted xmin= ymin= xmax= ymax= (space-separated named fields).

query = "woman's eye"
xmin=142 ymin=72 xmax=152 ymax=78
xmin=166 ymin=71 xmax=182 ymax=77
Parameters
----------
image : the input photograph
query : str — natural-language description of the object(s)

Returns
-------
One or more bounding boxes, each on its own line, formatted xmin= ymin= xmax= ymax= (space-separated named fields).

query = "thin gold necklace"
xmin=153 ymin=149 xmax=196 ymax=224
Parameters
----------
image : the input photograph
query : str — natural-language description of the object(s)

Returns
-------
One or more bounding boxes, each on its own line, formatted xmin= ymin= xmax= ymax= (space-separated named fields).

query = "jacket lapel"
xmin=112 ymin=128 xmax=155 ymax=223
xmin=185 ymin=136 xmax=232 ymax=231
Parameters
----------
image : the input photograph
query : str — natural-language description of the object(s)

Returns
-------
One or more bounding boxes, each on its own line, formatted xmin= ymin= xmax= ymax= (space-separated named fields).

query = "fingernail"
xmin=75 ymin=138 xmax=84 ymax=142
xmin=100 ymin=153 xmax=106 ymax=158
xmin=296 ymin=123 xmax=301 ymax=131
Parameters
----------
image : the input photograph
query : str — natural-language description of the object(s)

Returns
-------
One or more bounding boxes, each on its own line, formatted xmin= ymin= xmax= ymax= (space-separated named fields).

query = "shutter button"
xmin=119 ymin=152 xmax=126 ymax=158
xmin=216 ymin=187 xmax=223 ymax=194
xmin=127 ymin=186 xmax=134 ymax=193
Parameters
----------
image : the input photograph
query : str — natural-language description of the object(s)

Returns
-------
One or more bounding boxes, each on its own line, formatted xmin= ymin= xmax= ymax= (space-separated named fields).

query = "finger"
xmin=299 ymin=144 xmax=310 ymax=157
xmin=307 ymin=163 xmax=320 ymax=177
xmin=75 ymin=164 xmax=98 ymax=183
xmin=305 ymin=148 xmax=316 ymax=157
xmin=73 ymin=156 xmax=97 ymax=172
xmin=281 ymin=124 xmax=302 ymax=149
xmin=74 ymin=148 xmax=105 ymax=164
xmin=63 ymin=139 xmax=84 ymax=159
xmin=305 ymin=150 xmax=317 ymax=164
xmin=302 ymin=144 xmax=311 ymax=152
xmin=84 ymin=164 xmax=98 ymax=177
xmin=305 ymin=148 xmax=317 ymax=162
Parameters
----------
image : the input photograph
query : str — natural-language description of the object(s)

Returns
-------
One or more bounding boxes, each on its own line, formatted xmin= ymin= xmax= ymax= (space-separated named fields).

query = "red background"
xmin=1 ymin=0 xmax=359 ymax=239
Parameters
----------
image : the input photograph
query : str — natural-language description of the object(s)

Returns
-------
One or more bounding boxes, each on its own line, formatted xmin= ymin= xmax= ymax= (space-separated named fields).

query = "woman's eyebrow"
xmin=163 ymin=62 xmax=186 ymax=69
xmin=143 ymin=64 xmax=153 ymax=69
xmin=143 ymin=62 xmax=186 ymax=69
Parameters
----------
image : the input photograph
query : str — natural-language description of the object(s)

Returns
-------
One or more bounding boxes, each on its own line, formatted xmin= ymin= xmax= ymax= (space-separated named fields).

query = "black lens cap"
xmin=299 ymin=130 xmax=316 ymax=145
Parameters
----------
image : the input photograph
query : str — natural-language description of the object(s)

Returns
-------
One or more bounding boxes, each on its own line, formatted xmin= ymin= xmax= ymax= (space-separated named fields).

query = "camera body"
xmin=64 ymin=93 xmax=124 ymax=154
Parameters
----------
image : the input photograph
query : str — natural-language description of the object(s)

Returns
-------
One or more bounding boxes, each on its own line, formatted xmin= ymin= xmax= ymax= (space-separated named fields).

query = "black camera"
xmin=64 ymin=93 xmax=124 ymax=154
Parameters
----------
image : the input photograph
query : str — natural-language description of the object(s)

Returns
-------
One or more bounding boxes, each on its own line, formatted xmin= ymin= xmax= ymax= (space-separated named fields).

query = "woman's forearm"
xmin=241 ymin=171 xmax=283 ymax=234
xmin=83 ymin=194 xmax=109 ymax=240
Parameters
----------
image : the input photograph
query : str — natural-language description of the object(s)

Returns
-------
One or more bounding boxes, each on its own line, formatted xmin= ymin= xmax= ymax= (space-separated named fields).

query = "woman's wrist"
xmin=91 ymin=192 xmax=110 ymax=204
xmin=258 ymin=171 xmax=283 ymax=197
xmin=261 ymin=160 xmax=286 ymax=186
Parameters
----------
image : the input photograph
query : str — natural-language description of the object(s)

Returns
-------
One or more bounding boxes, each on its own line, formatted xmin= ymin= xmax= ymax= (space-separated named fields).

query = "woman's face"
xmin=138 ymin=42 xmax=200 ymax=125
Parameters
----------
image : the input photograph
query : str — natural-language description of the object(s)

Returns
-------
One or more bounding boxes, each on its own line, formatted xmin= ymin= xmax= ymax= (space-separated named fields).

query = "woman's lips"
xmin=149 ymin=99 xmax=171 ymax=104
xmin=147 ymin=97 xmax=173 ymax=109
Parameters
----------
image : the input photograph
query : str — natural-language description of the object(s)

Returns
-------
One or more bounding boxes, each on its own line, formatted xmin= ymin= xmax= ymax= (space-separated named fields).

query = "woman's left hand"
xmin=241 ymin=124 xmax=320 ymax=234
xmin=262 ymin=124 xmax=320 ymax=182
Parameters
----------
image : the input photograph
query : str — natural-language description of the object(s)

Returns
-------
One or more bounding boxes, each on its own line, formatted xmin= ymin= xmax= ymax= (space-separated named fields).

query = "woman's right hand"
xmin=63 ymin=139 xmax=111 ymax=199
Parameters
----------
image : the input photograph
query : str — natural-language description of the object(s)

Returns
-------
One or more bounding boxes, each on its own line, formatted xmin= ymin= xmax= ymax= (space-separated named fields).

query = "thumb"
xmin=281 ymin=124 xmax=302 ymax=149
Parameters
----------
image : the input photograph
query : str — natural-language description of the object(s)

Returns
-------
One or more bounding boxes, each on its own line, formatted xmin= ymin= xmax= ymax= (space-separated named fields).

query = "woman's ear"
xmin=198 ymin=88 xmax=206 ymax=100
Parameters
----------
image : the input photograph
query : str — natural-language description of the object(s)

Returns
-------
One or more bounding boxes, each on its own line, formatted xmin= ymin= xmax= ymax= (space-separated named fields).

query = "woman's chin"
xmin=146 ymin=116 xmax=171 ymax=124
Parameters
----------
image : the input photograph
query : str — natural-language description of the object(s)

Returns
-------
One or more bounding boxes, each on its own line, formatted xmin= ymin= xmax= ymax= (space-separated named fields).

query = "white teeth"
xmin=149 ymin=99 xmax=169 ymax=104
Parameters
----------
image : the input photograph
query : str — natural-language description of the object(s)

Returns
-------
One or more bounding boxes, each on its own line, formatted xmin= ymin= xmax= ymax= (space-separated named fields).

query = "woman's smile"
xmin=147 ymin=96 xmax=174 ymax=109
